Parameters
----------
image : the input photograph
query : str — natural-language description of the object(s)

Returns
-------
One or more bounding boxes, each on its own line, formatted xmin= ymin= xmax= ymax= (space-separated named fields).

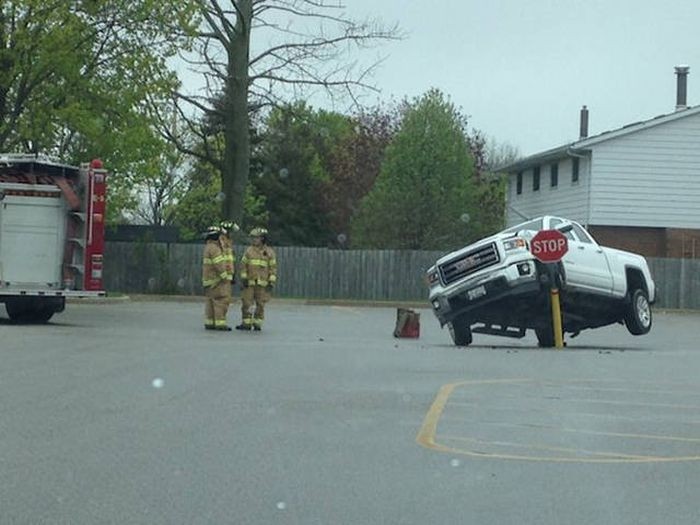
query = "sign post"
xmin=530 ymin=229 xmax=569 ymax=349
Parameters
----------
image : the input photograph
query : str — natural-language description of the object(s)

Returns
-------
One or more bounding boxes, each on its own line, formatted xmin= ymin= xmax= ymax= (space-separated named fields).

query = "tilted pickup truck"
xmin=426 ymin=216 xmax=655 ymax=346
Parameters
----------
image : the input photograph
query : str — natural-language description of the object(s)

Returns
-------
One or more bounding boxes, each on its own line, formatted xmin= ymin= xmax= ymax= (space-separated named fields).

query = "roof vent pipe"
xmin=579 ymin=105 xmax=589 ymax=139
xmin=675 ymin=65 xmax=689 ymax=111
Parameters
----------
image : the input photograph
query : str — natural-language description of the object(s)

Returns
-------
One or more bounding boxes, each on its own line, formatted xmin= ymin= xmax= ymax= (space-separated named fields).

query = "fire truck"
xmin=0 ymin=154 xmax=107 ymax=322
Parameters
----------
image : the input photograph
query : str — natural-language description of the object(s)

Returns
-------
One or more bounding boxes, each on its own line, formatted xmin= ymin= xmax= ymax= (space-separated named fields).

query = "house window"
xmin=516 ymin=172 xmax=522 ymax=195
xmin=572 ymin=157 xmax=580 ymax=183
xmin=533 ymin=167 xmax=540 ymax=191
xmin=550 ymin=163 xmax=559 ymax=187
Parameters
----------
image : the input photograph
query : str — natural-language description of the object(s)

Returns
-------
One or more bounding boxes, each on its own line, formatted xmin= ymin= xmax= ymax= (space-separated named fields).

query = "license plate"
xmin=467 ymin=285 xmax=486 ymax=300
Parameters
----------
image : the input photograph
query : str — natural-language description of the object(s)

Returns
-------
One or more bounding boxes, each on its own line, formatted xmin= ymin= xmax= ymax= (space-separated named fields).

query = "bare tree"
xmin=155 ymin=0 xmax=400 ymax=223
xmin=484 ymin=137 xmax=522 ymax=173
xmin=132 ymin=157 xmax=188 ymax=225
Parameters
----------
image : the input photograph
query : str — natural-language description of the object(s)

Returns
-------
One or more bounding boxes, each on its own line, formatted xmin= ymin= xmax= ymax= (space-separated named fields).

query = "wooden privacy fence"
xmin=646 ymin=258 xmax=700 ymax=310
xmin=104 ymin=242 xmax=700 ymax=309
xmin=104 ymin=242 xmax=443 ymax=302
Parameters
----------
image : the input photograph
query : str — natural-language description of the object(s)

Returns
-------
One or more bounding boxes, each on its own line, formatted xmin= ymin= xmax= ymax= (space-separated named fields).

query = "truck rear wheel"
xmin=448 ymin=315 xmax=473 ymax=346
xmin=624 ymin=289 xmax=652 ymax=335
xmin=5 ymin=298 xmax=62 ymax=324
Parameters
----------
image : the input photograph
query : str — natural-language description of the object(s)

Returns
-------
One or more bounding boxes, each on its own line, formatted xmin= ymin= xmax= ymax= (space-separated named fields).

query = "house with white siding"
xmin=502 ymin=66 xmax=700 ymax=259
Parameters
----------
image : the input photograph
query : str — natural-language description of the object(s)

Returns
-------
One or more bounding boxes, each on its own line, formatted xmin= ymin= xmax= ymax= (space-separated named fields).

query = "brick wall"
xmin=588 ymin=226 xmax=700 ymax=258
xmin=664 ymin=229 xmax=700 ymax=258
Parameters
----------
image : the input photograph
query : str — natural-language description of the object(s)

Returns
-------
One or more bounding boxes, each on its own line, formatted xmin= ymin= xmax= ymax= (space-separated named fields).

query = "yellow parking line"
xmin=439 ymin=434 xmax=654 ymax=460
xmin=554 ymin=398 xmax=700 ymax=411
xmin=416 ymin=379 xmax=531 ymax=451
xmin=441 ymin=418 xmax=700 ymax=443
xmin=416 ymin=382 xmax=457 ymax=451
xmin=544 ymin=384 xmax=700 ymax=397
xmin=416 ymin=379 xmax=700 ymax=463
xmin=446 ymin=394 xmax=700 ymax=412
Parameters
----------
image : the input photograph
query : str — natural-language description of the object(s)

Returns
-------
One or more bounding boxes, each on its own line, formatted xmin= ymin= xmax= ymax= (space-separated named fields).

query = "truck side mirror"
xmin=556 ymin=223 xmax=574 ymax=233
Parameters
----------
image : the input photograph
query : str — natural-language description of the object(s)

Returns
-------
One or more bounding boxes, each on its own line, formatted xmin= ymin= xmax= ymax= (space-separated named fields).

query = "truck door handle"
xmin=577 ymin=245 xmax=585 ymax=250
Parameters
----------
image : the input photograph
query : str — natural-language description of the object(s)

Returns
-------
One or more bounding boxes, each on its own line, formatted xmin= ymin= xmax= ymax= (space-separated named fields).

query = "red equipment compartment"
xmin=83 ymin=159 xmax=107 ymax=291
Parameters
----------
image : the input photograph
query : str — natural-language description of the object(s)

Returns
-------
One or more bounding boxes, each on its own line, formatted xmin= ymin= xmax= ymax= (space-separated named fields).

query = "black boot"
xmin=215 ymin=325 xmax=232 ymax=331
xmin=253 ymin=325 xmax=262 ymax=332
xmin=236 ymin=324 xmax=252 ymax=331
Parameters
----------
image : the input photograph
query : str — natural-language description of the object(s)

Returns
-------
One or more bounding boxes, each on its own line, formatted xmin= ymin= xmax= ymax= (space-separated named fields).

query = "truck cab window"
xmin=572 ymin=223 xmax=593 ymax=243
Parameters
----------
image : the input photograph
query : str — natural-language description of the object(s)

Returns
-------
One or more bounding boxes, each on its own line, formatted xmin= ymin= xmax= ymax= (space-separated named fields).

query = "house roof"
xmin=500 ymin=104 xmax=700 ymax=173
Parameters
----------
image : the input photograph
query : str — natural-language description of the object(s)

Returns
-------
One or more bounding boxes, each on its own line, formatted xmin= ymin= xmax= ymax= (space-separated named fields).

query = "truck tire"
xmin=30 ymin=307 xmax=55 ymax=323
xmin=624 ymin=289 xmax=652 ymax=335
xmin=5 ymin=298 xmax=58 ymax=324
xmin=448 ymin=315 xmax=473 ymax=346
xmin=535 ymin=327 xmax=555 ymax=347
xmin=5 ymin=300 xmax=33 ymax=323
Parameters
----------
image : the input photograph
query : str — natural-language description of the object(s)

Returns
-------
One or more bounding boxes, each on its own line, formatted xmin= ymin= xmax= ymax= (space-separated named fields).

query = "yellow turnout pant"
xmin=205 ymin=281 xmax=231 ymax=327
xmin=241 ymin=285 xmax=270 ymax=327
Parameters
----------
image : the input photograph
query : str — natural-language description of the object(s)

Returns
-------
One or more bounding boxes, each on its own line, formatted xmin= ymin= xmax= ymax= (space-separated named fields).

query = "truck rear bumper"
xmin=0 ymin=290 xmax=105 ymax=299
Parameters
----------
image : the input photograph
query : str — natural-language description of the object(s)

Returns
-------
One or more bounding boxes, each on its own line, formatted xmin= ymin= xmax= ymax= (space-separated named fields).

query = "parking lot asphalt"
xmin=1 ymin=299 xmax=700 ymax=524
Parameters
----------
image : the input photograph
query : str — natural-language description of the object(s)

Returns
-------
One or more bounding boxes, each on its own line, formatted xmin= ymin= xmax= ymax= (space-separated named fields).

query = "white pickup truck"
xmin=427 ymin=216 xmax=655 ymax=346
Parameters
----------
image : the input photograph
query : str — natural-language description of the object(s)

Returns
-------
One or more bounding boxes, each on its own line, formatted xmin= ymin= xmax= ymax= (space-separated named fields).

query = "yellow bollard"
xmin=551 ymin=288 xmax=564 ymax=349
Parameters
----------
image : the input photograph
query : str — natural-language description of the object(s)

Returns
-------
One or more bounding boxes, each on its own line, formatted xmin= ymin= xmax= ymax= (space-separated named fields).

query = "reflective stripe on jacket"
xmin=202 ymin=240 xmax=228 ymax=288
xmin=240 ymin=245 xmax=277 ymax=287
xmin=220 ymin=236 xmax=236 ymax=281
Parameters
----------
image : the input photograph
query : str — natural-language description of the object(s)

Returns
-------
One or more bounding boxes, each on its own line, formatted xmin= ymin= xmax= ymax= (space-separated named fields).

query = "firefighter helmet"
xmin=249 ymin=227 xmax=268 ymax=237
xmin=204 ymin=225 xmax=223 ymax=239
xmin=220 ymin=220 xmax=240 ymax=233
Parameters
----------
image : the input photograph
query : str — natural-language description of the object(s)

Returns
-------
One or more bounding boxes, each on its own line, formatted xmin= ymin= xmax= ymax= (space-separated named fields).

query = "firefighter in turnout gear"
xmin=220 ymin=220 xmax=239 ymax=282
xmin=202 ymin=226 xmax=232 ymax=331
xmin=219 ymin=220 xmax=239 ymax=321
xmin=236 ymin=227 xmax=277 ymax=331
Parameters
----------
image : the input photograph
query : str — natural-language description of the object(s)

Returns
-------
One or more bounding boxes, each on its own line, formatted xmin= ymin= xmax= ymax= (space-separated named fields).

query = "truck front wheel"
xmin=624 ymin=289 xmax=652 ymax=335
xmin=535 ymin=327 xmax=555 ymax=347
xmin=448 ymin=314 xmax=473 ymax=346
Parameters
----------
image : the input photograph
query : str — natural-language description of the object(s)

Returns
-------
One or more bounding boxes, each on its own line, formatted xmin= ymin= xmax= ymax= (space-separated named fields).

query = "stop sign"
xmin=530 ymin=229 xmax=569 ymax=263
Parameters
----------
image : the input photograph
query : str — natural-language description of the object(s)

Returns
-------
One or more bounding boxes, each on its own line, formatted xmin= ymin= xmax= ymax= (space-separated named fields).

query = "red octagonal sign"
xmin=530 ymin=229 xmax=569 ymax=263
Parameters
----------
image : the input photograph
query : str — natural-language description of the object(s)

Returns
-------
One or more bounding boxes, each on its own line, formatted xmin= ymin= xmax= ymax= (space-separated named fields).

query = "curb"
xmin=67 ymin=294 xmax=698 ymax=314
xmin=68 ymin=294 xmax=430 ymax=309
xmin=66 ymin=295 xmax=131 ymax=305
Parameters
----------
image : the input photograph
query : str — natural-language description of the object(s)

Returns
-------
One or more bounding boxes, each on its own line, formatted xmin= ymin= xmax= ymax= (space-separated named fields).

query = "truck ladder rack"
xmin=68 ymin=264 xmax=84 ymax=274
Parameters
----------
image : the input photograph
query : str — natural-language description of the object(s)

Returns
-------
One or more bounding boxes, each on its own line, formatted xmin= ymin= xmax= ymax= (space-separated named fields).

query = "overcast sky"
xmin=178 ymin=1 xmax=700 ymax=157
xmin=334 ymin=0 xmax=700 ymax=156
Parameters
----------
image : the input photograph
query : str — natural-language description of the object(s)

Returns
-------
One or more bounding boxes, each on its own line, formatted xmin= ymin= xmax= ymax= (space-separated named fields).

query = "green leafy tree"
xmin=319 ymin=104 xmax=401 ymax=247
xmin=171 ymin=157 xmax=268 ymax=241
xmin=0 ymin=0 xmax=197 ymax=221
xmin=351 ymin=89 xmax=480 ymax=250
xmin=470 ymin=177 xmax=506 ymax=239
xmin=160 ymin=0 xmax=400 ymax=226
xmin=251 ymin=102 xmax=351 ymax=245
xmin=463 ymin=131 xmax=509 ymax=238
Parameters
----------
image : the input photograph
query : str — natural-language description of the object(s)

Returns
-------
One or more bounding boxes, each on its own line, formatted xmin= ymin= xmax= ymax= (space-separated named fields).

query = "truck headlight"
xmin=503 ymin=237 xmax=527 ymax=251
xmin=427 ymin=270 xmax=440 ymax=287
xmin=517 ymin=262 xmax=532 ymax=275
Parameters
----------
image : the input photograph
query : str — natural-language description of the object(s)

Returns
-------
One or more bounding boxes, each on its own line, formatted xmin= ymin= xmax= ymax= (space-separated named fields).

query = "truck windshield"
xmin=503 ymin=218 xmax=543 ymax=234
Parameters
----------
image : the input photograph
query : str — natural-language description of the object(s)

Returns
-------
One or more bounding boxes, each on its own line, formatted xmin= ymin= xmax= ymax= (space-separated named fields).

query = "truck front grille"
xmin=439 ymin=242 xmax=500 ymax=285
